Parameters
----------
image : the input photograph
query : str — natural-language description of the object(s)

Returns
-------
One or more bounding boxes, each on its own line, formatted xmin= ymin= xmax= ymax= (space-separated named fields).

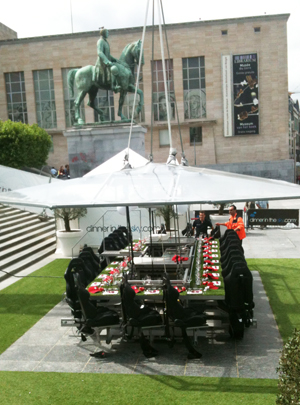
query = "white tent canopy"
xmin=83 ymin=148 xmax=149 ymax=177
xmin=1 ymin=162 xmax=300 ymax=209
xmin=0 ymin=164 xmax=59 ymax=191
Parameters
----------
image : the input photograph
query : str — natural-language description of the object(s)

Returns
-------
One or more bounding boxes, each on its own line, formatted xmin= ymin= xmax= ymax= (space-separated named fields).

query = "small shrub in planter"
xmin=54 ymin=208 xmax=87 ymax=232
xmin=276 ymin=328 xmax=300 ymax=404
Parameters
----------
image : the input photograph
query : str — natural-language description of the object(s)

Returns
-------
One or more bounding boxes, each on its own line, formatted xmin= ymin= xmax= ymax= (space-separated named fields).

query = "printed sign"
xmin=233 ymin=53 xmax=259 ymax=135
xmin=248 ymin=209 xmax=299 ymax=226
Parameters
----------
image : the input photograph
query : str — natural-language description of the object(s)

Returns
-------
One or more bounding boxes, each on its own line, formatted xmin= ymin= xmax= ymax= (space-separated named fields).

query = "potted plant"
xmin=155 ymin=205 xmax=178 ymax=232
xmin=54 ymin=207 xmax=87 ymax=257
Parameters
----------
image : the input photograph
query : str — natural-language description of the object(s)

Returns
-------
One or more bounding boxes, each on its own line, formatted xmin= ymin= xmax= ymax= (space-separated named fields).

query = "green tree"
xmin=0 ymin=120 xmax=52 ymax=169
xmin=155 ymin=205 xmax=178 ymax=231
xmin=54 ymin=208 xmax=87 ymax=232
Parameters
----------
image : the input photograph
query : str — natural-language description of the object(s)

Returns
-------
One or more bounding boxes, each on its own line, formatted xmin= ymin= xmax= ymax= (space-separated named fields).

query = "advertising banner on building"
xmin=233 ymin=53 xmax=259 ymax=136
xmin=247 ymin=209 xmax=299 ymax=226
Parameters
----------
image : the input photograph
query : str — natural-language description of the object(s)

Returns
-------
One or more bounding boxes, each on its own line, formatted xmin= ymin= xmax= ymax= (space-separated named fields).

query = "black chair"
xmin=73 ymin=273 xmax=120 ymax=357
xmin=98 ymin=236 xmax=119 ymax=255
xmin=118 ymin=226 xmax=129 ymax=237
xmin=210 ymin=225 xmax=221 ymax=239
xmin=112 ymin=229 xmax=128 ymax=248
xmin=163 ymin=274 xmax=207 ymax=359
xmin=108 ymin=233 xmax=123 ymax=250
xmin=223 ymin=261 xmax=255 ymax=339
xmin=79 ymin=251 xmax=101 ymax=280
xmin=220 ymin=246 xmax=244 ymax=267
xmin=220 ymin=235 xmax=242 ymax=253
xmin=64 ymin=260 xmax=84 ymax=319
xmin=64 ymin=258 xmax=96 ymax=321
xmin=220 ymin=239 xmax=244 ymax=257
xmin=219 ymin=229 xmax=236 ymax=245
xmin=121 ymin=280 xmax=163 ymax=358
xmin=182 ymin=223 xmax=193 ymax=237
xmin=118 ymin=226 xmax=131 ymax=243
xmin=65 ymin=256 xmax=93 ymax=288
xmin=82 ymin=245 xmax=108 ymax=271
xmin=82 ymin=246 xmax=100 ymax=263
xmin=221 ymin=253 xmax=246 ymax=279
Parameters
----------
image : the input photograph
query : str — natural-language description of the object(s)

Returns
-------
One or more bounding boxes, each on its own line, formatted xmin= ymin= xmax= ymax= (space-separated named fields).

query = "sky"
xmin=2 ymin=0 xmax=300 ymax=102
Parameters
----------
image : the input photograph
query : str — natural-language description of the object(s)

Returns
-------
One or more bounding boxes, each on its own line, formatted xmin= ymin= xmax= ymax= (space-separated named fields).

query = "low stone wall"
xmin=200 ymin=159 xmax=294 ymax=183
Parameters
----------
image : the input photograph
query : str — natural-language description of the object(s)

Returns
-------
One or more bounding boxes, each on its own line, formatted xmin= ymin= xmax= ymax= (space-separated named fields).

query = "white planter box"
xmin=210 ymin=214 xmax=231 ymax=237
xmin=56 ymin=229 xmax=84 ymax=257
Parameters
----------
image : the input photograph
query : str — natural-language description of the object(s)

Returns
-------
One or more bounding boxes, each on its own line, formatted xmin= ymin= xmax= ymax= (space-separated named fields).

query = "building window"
xmin=221 ymin=30 xmax=228 ymax=36
xmin=152 ymin=60 xmax=175 ymax=121
xmin=62 ymin=68 xmax=85 ymax=127
xmin=122 ymin=67 xmax=144 ymax=122
xmin=190 ymin=127 xmax=202 ymax=145
xmin=159 ymin=129 xmax=170 ymax=146
xmin=94 ymin=89 xmax=115 ymax=122
xmin=5 ymin=71 xmax=28 ymax=124
xmin=254 ymin=27 xmax=261 ymax=33
xmin=33 ymin=69 xmax=57 ymax=129
xmin=183 ymin=57 xmax=206 ymax=119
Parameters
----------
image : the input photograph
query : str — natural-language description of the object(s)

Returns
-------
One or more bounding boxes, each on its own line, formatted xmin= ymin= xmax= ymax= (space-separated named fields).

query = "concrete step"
xmin=0 ymin=214 xmax=39 ymax=230
xmin=0 ymin=245 xmax=57 ymax=282
xmin=0 ymin=211 xmax=33 ymax=224
xmin=1 ymin=223 xmax=56 ymax=251
xmin=0 ymin=229 xmax=56 ymax=261
xmin=1 ymin=236 xmax=57 ymax=270
xmin=0 ymin=217 xmax=44 ymax=236
xmin=0 ymin=219 xmax=56 ymax=243
xmin=0 ymin=207 xmax=17 ymax=216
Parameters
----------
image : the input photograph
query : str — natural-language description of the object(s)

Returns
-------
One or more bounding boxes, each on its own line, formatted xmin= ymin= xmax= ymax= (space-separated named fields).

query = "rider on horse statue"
xmin=68 ymin=30 xmax=144 ymax=124
xmin=93 ymin=28 xmax=121 ymax=93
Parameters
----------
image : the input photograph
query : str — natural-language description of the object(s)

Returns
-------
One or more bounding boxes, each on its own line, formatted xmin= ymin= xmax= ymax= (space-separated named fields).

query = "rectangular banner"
xmin=222 ymin=55 xmax=233 ymax=137
xmin=247 ymin=209 xmax=299 ymax=226
xmin=233 ymin=53 xmax=259 ymax=136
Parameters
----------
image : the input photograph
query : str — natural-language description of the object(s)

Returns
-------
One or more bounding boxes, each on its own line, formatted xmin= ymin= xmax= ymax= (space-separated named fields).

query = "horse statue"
xmin=68 ymin=40 xmax=144 ymax=125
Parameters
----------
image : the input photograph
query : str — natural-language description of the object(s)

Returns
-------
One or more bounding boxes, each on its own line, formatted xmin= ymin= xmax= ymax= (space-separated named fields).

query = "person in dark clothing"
xmin=192 ymin=211 xmax=214 ymax=238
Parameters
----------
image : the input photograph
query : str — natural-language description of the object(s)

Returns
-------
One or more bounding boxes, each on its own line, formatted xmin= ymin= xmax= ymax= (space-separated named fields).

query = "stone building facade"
xmin=0 ymin=22 xmax=17 ymax=40
xmin=0 ymin=14 xmax=292 ymax=180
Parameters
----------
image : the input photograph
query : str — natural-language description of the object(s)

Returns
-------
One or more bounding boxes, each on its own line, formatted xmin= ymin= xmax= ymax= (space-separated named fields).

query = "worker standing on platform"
xmin=216 ymin=204 xmax=246 ymax=244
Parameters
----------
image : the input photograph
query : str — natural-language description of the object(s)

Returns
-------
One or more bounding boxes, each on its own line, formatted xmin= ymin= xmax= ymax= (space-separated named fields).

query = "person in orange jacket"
xmin=216 ymin=204 xmax=246 ymax=244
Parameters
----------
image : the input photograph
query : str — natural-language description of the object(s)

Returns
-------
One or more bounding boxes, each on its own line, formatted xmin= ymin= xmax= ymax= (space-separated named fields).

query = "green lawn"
xmin=0 ymin=373 xmax=278 ymax=404
xmin=0 ymin=258 xmax=299 ymax=404
xmin=248 ymin=259 xmax=300 ymax=341
xmin=0 ymin=259 xmax=69 ymax=354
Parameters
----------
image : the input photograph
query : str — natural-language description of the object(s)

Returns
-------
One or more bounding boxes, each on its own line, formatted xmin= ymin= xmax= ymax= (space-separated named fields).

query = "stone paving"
xmin=1 ymin=216 xmax=300 ymax=378
xmin=0 ymin=271 xmax=282 ymax=378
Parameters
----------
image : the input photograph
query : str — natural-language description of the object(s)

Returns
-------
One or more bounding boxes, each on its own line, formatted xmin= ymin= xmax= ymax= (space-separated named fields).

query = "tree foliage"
xmin=0 ymin=120 xmax=52 ymax=169
xmin=155 ymin=205 xmax=178 ymax=231
xmin=54 ymin=208 xmax=87 ymax=232
xmin=276 ymin=328 xmax=300 ymax=404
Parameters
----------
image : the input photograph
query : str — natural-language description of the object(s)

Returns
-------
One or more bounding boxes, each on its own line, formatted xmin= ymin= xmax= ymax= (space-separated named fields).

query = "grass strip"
xmin=0 ymin=259 xmax=69 ymax=354
xmin=0 ymin=372 xmax=277 ymax=405
xmin=248 ymin=258 xmax=300 ymax=342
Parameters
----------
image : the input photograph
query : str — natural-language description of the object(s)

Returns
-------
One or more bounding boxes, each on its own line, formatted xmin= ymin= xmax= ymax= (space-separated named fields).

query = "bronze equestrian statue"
xmin=68 ymin=28 xmax=144 ymax=124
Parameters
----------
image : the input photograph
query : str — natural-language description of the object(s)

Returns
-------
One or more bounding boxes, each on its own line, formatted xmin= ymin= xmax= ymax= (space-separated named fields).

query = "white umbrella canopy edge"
xmin=1 ymin=162 xmax=300 ymax=209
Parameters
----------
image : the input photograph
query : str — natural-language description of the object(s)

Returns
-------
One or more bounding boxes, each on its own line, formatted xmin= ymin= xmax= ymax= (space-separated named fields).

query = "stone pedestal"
xmin=64 ymin=123 xmax=146 ymax=178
